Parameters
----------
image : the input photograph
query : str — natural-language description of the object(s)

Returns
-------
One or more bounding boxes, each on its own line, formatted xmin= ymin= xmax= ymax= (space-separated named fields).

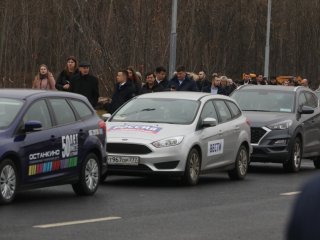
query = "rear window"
xmin=49 ymin=98 xmax=76 ymax=125
xmin=214 ymin=100 xmax=232 ymax=123
xmin=0 ymin=98 xmax=24 ymax=129
xmin=226 ymin=101 xmax=241 ymax=118
xmin=70 ymin=99 xmax=93 ymax=119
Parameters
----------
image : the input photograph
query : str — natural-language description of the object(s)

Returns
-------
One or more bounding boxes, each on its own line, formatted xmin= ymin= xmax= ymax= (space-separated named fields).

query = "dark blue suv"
xmin=0 ymin=89 xmax=107 ymax=204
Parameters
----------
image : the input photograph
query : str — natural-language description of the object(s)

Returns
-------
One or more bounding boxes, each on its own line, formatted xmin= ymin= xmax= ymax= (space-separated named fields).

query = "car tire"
xmin=72 ymin=153 xmax=100 ymax=196
xmin=182 ymin=148 xmax=201 ymax=186
xmin=283 ymin=137 xmax=302 ymax=173
xmin=0 ymin=159 xmax=17 ymax=204
xmin=228 ymin=144 xmax=249 ymax=180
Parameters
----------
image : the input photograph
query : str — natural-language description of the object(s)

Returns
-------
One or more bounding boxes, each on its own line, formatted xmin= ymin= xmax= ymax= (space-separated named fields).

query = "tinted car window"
xmin=24 ymin=100 xmax=52 ymax=129
xmin=200 ymin=101 xmax=219 ymax=122
xmin=49 ymin=98 xmax=76 ymax=125
xmin=70 ymin=99 xmax=93 ymax=119
xmin=305 ymin=92 xmax=318 ymax=108
xmin=226 ymin=101 xmax=241 ymax=118
xmin=214 ymin=100 xmax=232 ymax=122
xmin=0 ymin=98 xmax=23 ymax=129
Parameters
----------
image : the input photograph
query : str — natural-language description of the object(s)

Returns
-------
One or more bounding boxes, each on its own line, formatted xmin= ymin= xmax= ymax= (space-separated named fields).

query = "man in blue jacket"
xmin=168 ymin=66 xmax=198 ymax=92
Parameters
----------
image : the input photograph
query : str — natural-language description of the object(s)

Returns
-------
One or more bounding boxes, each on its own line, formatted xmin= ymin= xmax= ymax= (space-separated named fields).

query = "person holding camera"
xmin=55 ymin=56 xmax=79 ymax=91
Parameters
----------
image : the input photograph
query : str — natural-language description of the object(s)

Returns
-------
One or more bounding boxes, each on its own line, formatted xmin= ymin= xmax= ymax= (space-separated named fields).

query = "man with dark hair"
xmin=256 ymin=74 xmax=267 ymax=85
xmin=168 ymin=65 xmax=198 ymax=92
xmin=268 ymin=76 xmax=277 ymax=85
xmin=70 ymin=61 xmax=99 ymax=108
xmin=155 ymin=66 xmax=169 ymax=89
xmin=197 ymin=70 xmax=210 ymax=91
xmin=239 ymin=73 xmax=255 ymax=85
xmin=107 ymin=70 xmax=135 ymax=114
xmin=141 ymin=72 xmax=164 ymax=94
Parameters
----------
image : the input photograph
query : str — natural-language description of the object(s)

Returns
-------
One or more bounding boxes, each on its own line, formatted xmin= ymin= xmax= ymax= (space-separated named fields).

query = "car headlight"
xmin=268 ymin=120 xmax=292 ymax=130
xmin=151 ymin=136 xmax=184 ymax=148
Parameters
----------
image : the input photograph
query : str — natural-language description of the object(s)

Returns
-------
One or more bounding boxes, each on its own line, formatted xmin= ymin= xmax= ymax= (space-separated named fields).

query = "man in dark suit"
xmin=286 ymin=174 xmax=320 ymax=240
xmin=107 ymin=70 xmax=135 ymax=114
xmin=70 ymin=61 xmax=99 ymax=108
xmin=168 ymin=65 xmax=198 ymax=92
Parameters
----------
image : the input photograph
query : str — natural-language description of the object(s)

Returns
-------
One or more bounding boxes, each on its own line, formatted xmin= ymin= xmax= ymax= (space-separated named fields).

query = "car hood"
xmin=243 ymin=111 xmax=293 ymax=127
xmin=107 ymin=122 xmax=191 ymax=141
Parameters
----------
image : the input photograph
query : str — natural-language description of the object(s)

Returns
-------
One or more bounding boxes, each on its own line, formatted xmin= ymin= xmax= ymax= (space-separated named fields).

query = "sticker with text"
xmin=208 ymin=139 xmax=224 ymax=156
xmin=108 ymin=125 xmax=162 ymax=134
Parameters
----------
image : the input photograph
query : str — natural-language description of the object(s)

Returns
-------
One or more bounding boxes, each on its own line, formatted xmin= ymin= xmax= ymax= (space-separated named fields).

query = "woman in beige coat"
xmin=32 ymin=64 xmax=56 ymax=90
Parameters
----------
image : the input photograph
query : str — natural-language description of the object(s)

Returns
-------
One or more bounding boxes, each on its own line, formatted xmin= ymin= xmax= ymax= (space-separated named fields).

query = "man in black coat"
xmin=107 ymin=70 xmax=135 ymax=114
xmin=168 ymin=65 xmax=198 ymax=92
xmin=196 ymin=70 xmax=210 ymax=91
xmin=141 ymin=72 xmax=164 ymax=94
xmin=286 ymin=174 xmax=320 ymax=240
xmin=155 ymin=66 xmax=169 ymax=89
xmin=70 ymin=62 xmax=99 ymax=108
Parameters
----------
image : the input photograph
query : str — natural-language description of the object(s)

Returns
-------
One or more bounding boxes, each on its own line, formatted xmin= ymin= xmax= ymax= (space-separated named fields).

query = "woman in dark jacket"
xmin=56 ymin=56 xmax=79 ymax=91
xmin=127 ymin=66 xmax=142 ymax=96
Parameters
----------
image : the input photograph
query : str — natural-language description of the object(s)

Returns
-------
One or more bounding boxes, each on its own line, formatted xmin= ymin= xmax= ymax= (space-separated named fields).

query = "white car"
xmin=103 ymin=92 xmax=251 ymax=185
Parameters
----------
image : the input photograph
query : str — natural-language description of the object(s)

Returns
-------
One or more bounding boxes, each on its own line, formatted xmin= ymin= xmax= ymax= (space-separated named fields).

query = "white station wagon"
xmin=103 ymin=92 xmax=251 ymax=185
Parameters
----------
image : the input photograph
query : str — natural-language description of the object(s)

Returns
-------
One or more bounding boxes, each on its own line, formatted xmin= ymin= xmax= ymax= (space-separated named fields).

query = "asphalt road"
xmin=1 ymin=161 xmax=319 ymax=240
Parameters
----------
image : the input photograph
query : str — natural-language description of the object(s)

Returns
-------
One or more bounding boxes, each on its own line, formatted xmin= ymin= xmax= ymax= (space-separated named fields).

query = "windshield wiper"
xmin=141 ymin=108 xmax=156 ymax=111
xmin=243 ymin=109 xmax=273 ymax=112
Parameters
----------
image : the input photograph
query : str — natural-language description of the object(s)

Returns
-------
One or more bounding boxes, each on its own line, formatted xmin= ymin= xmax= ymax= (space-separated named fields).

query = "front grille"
xmin=107 ymin=143 xmax=152 ymax=154
xmin=251 ymin=127 xmax=267 ymax=144
xmin=108 ymin=164 xmax=151 ymax=171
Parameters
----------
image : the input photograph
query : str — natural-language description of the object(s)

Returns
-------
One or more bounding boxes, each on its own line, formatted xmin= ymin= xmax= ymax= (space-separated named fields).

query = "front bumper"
xmin=106 ymin=142 xmax=188 ymax=176
xmin=250 ymin=129 xmax=292 ymax=163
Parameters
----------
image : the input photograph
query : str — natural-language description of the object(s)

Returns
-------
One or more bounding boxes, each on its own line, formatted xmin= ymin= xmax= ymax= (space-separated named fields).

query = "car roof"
xmin=136 ymin=91 xmax=232 ymax=101
xmin=236 ymin=85 xmax=308 ymax=92
xmin=0 ymin=89 xmax=86 ymax=100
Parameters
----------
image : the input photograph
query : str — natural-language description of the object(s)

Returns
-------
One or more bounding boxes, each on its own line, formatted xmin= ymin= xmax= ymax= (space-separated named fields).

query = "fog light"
xmin=274 ymin=139 xmax=288 ymax=145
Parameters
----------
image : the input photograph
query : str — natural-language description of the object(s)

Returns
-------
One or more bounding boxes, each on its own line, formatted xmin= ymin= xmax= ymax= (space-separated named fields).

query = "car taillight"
xmin=99 ymin=120 xmax=106 ymax=135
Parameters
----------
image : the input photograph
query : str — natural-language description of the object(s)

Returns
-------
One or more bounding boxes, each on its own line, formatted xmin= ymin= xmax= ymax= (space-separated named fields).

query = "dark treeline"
xmin=1 ymin=0 xmax=320 ymax=95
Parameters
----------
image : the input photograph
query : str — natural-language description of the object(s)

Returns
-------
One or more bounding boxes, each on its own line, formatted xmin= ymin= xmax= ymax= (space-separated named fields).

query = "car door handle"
xmin=219 ymin=130 xmax=223 ymax=136
xmin=234 ymin=126 xmax=240 ymax=132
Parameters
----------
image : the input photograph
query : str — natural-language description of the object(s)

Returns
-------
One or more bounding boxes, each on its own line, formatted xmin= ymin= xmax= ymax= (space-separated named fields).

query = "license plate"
xmin=107 ymin=155 xmax=139 ymax=166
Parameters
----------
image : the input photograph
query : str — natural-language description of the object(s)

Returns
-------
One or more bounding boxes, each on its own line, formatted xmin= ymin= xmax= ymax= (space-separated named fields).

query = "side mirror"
xmin=202 ymin=117 xmax=218 ymax=127
xmin=25 ymin=120 xmax=42 ymax=132
xmin=102 ymin=113 xmax=112 ymax=121
xmin=298 ymin=106 xmax=314 ymax=115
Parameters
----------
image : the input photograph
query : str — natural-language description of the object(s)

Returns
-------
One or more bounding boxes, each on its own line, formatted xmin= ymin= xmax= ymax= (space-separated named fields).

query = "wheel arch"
xmin=1 ymin=153 xmax=21 ymax=180
xmin=191 ymin=144 xmax=202 ymax=166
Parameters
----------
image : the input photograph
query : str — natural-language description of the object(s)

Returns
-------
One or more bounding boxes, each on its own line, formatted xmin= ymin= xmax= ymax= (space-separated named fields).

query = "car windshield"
xmin=111 ymin=98 xmax=200 ymax=124
xmin=231 ymin=89 xmax=295 ymax=113
xmin=0 ymin=98 xmax=24 ymax=129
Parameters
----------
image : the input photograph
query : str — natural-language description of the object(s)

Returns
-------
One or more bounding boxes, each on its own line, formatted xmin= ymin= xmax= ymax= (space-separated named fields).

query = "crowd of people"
xmin=32 ymin=56 xmax=313 ymax=113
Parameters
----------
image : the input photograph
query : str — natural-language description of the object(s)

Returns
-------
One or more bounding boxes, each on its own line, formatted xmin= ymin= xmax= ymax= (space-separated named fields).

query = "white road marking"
xmin=280 ymin=191 xmax=301 ymax=196
xmin=33 ymin=216 xmax=121 ymax=229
